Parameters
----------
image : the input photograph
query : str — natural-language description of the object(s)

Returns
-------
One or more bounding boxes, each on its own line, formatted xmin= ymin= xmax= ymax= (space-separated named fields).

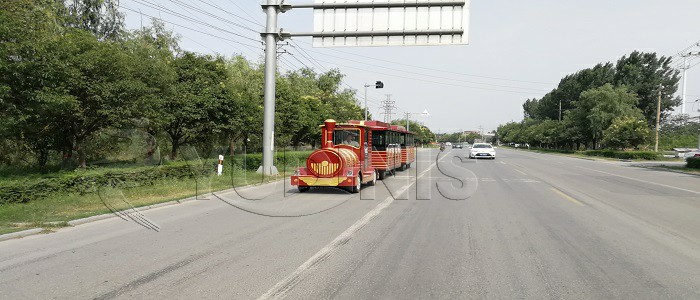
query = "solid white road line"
xmin=257 ymin=155 xmax=442 ymax=300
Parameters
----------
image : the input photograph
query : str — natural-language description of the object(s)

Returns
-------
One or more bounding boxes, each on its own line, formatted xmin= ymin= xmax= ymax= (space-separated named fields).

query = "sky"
xmin=120 ymin=0 xmax=700 ymax=134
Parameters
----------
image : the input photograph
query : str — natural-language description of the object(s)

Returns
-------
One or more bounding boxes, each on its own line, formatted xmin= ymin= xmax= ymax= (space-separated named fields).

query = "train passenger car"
xmin=349 ymin=121 xmax=414 ymax=179
xmin=398 ymin=129 xmax=416 ymax=170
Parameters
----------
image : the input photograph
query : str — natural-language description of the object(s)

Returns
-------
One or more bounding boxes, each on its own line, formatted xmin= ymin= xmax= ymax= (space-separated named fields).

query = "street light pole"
xmin=364 ymin=81 xmax=383 ymax=120
xmin=364 ymin=84 xmax=370 ymax=121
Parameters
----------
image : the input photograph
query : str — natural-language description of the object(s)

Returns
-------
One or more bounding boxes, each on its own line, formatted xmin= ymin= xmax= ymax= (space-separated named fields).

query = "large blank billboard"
xmin=312 ymin=0 xmax=470 ymax=47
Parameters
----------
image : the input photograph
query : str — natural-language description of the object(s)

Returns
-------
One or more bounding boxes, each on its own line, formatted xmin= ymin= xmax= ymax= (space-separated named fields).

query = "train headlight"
xmin=347 ymin=170 xmax=353 ymax=177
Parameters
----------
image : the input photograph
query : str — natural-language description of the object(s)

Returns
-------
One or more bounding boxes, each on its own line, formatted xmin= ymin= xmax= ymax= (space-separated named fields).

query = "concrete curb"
xmin=0 ymin=228 xmax=44 ymax=242
xmin=637 ymin=166 xmax=700 ymax=177
xmin=1 ymin=176 xmax=289 ymax=242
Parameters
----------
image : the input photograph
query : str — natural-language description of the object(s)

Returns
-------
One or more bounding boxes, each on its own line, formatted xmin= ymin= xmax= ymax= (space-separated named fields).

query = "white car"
xmin=684 ymin=150 xmax=700 ymax=160
xmin=469 ymin=143 xmax=496 ymax=159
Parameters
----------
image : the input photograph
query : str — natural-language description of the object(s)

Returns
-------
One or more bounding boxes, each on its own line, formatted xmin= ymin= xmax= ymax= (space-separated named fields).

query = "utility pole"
xmin=682 ymin=55 xmax=688 ymax=114
xmin=655 ymin=86 xmax=662 ymax=152
xmin=405 ymin=112 xmax=410 ymax=131
xmin=559 ymin=99 xmax=562 ymax=121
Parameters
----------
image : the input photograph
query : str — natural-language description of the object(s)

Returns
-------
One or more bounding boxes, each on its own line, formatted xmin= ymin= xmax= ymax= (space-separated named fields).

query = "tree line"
xmin=1 ymin=0 xmax=418 ymax=170
xmin=497 ymin=51 xmax=686 ymax=151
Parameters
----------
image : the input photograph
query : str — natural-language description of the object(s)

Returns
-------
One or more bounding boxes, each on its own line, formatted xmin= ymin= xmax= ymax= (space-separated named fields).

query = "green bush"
xmin=528 ymin=147 xmax=575 ymax=154
xmin=687 ymin=157 xmax=700 ymax=169
xmin=582 ymin=150 xmax=659 ymax=160
xmin=0 ymin=151 xmax=315 ymax=205
xmin=232 ymin=151 xmax=312 ymax=171
xmin=0 ymin=164 xmax=213 ymax=205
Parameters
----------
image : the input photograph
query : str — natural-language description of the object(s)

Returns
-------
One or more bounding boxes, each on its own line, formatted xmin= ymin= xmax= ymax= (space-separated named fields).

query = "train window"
xmin=334 ymin=129 xmax=360 ymax=147
xmin=372 ymin=130 xmax=386 ymax=151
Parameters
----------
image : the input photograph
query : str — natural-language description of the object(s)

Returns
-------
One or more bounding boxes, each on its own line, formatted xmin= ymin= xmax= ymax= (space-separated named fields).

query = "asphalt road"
xmin=2 ymin=148 xmax=700 ymax=299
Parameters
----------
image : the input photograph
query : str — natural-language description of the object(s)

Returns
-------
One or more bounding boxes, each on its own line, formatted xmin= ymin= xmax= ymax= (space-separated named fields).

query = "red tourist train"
xmin=291 ymin=119 xmax=416 ymax=193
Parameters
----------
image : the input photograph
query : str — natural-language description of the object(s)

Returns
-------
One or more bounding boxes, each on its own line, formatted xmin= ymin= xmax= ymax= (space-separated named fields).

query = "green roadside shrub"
xmin=0 ymin=151 xmax=315 ymax=205
xmin=582 ymin=150 xmax=659 ymax=160
xmin=232 ymin=151 xmax=313 ymax=171
xmin=687 ymin=157 xmax=700 ymax=169
xmin=0 ymin=164 xmax=212 ymax=205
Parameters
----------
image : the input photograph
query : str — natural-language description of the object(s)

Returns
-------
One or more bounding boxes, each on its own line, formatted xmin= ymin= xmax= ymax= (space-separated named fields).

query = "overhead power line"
xmin=312 ymin=57 xmax=543 ymax=95
xmin=295 ymin=40 xmax=554 ymax=85
xmin=128 ymin=0 xmax=260 ymax=43
xmin=119 ymin=5 xmax=261 ymax=49
xmin=297 ymin=46 xmax=547 ymax=92
xmin=168 ymin=0 xmax=259 ymax=33
xmin=195 ymin=0 xmax=262 ymax=27
xmin=227 ymin=0 xmax=259 ymax=22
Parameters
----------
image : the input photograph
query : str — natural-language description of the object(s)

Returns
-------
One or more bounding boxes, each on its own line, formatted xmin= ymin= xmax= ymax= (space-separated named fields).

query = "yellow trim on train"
xmin=297 ymin=176 xmax=349 ymax=186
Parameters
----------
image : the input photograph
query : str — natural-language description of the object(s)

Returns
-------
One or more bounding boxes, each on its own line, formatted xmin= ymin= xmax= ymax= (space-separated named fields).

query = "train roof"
xmin=345 ymin=120 xmax=411 ymax=133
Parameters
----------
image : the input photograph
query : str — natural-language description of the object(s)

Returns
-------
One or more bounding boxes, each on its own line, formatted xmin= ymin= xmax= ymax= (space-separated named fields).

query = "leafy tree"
xmin=392 ymin=119 xmax=435 ymax=145
xmin=223 ymin=56 xmax=263 ymax=151
xmin=53 ymin=30 xmax=147 ymax=168
xmin=276 ymin=68 xmax=323 ymax=149
xmin=0 ymin=0 xmax=67 ymax=167
xmin=524 ymin=63 xmax=615 ymax=120
xmin=161 ymin=51 xmax=228 ymax=159
xmin=569 ymin=84 xmax=642 ymax=148
xmin=602 ymin=116 xmax=651 ymax=150
xmin=613 ymin=51 xmax=680 ymax=124
xmin=126 ymin=19 xmax=179 ymax=160
xmin=65 ymin=0 xmax=124 ymax=40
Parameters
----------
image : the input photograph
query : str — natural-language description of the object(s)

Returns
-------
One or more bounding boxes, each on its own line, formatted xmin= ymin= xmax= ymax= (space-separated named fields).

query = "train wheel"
xmin=367 ymin=170 xmax=377 ymax=186
xmin=398 ymin=163 xmax=406 ymax=171
xmin=378 ymin=170 xmax=386 ymax=180
xmin=298 ymin=186 xmax=310 ymax=193
xmin=351 ymin=175 xmax=361 ymax=193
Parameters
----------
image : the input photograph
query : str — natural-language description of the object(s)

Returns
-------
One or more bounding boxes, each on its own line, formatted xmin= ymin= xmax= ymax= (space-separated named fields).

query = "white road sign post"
xmin=259 ymin=0 xmax=469 ymax=174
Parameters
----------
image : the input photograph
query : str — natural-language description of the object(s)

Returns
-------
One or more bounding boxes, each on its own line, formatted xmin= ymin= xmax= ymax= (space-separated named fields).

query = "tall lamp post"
xmin=364 ymin=81 xmax=384 ymax=120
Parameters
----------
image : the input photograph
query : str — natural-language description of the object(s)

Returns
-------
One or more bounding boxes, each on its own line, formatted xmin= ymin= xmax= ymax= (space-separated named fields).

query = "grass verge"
xmin=0 ymin=168 xmax=295 ymax=235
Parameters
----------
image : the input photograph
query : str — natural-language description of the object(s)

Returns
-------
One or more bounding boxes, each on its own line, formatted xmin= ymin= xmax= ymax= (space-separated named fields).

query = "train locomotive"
xmin=291 ymin=119 xmax=416 ymax=193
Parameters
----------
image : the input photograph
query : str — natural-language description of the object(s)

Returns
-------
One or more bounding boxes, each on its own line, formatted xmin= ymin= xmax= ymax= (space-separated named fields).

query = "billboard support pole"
xmin=258 ymin=0 xmax=286 ymax=175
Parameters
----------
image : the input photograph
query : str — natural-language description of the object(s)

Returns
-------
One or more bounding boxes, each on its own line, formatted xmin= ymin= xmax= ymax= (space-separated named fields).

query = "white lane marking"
xmin=575 ymin=166 xmax=700 ymax=195
xmin=513 ymin=168 xmax=528 ymax=176
xmin=258 ymin=155 xmax=442 ymax=300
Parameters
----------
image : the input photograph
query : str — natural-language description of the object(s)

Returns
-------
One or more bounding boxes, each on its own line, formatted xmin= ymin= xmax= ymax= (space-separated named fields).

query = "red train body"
xmin=291 ymin=119 xmax=416 ymax=193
